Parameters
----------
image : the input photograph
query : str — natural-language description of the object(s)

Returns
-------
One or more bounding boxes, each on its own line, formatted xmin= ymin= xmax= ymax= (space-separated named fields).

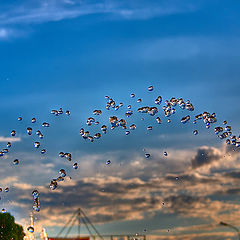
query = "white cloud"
xmin=0 ymin=136 xmax=21 ymax=142
xmin=0 ymin=28 xmax=8 ymax=38
xmin=0 ymin=0 xmax=197 ymax=25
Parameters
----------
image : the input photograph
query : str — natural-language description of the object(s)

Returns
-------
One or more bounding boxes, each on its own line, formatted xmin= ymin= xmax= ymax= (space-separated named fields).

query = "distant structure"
xmin=47 ymin=208 xmax=146 ymax=240
xmin=24 ymin=213 xmax=35 ymax=240
xmin=41 ymin=228 xmax=48 ymax=240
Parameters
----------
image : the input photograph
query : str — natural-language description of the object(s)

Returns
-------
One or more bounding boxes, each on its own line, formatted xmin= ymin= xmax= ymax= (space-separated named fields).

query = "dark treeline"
xmin=0 ymin=213 xmax=25 ymax=240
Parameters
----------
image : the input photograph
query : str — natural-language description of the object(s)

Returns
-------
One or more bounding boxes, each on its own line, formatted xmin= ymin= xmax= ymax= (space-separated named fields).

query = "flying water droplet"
xmin=73 ymin=163 xmax=78 ymax=169
xmin=13 ymin=159 xmax=19 ymax=165
xmin=145 ymin=153 xmax=150 ymax=158
xmin=27 ymin=226 xmax=34 ymax=233
xmin=148 ymin=86 xmax=154 ymax=91
xmin=106 ymin=160 xmax=111 ymax=165
xmin=41 ymin=149 xmax=46 ymax=154
xmin=193 ymin=130 xmax=198 ymax=135
xmin=11 ymin=130 xmax=16 ymax=136
xmin=27 ymin=127 xmax=32 ymax=135
xmin=42 ymin=122 xmax=50 ymax=127
xmin=34 ymin=142 xmax=40 ymax=148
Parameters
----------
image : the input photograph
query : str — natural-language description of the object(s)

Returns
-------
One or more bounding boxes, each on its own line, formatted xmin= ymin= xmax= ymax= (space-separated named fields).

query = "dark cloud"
xmin=225 ymin=144 xmax=240 ymax=155
xmin=191 ymin=147 xmax=222 ymax=169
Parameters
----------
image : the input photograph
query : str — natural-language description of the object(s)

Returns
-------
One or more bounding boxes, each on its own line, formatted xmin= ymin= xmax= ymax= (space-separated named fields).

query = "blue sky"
xmin=1 ymin=1 xmax=240 ymax=239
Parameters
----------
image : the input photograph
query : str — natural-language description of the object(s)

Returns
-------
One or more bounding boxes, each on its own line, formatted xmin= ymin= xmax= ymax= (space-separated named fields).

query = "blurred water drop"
xmin=106 ymin=160 xmax=111 ymax=165
xmin=11 ymin=130 xmax=16 ymax=136
xmin=181 ymin=115 xmax=190 ymax=124
xmin=148 ymin=86 xmax=154 ymax=91
xmin=27 ymin=127 xmax=33 ymax=135
xmin=59 ymin=169 xmax=66 ymax=177
xmin=193 ymin=130 xmax=198 ymax=135
xmin=42 ymin=122 xmax=50 ymax=127
xmin=163 ymin=151 xmax=168 ymax=156
xmin=13 ymin=159 xmax=19 ymax=165
xmin=34 ymin=142 xmax=40 ymax=148
xmin=73 ymin=163 xmax=78 ymax=169
xmin=41 ymin=149 xmax=46 ymax=154
xmin=145 ymin=153 xmax=150 ymax=158
xmin=66 ymin=110 xmax=71 ymax=116
xmin=59 ymin=152 xmax=65 ymax=157
xmin=50 ymin=180 xmax=58 ymax=190
xmin=130 ymin=124 xmax=136 ymax=130
xmin=27 ymin=226 xmax=34 ymax=233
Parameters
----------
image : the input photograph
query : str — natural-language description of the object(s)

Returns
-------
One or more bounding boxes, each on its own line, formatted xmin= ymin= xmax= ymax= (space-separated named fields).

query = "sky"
xmin=0 ymin=0 xmax=240 ymax=239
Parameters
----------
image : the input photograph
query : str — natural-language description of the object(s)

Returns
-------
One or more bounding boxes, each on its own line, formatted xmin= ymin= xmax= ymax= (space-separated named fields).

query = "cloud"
xmin=0 ymin=0 xmax=197 ymax=26
xmin=0 ymin=136 xmax=21 ymax=142
xmin=191 ymin=146 xmax=222 ymax=169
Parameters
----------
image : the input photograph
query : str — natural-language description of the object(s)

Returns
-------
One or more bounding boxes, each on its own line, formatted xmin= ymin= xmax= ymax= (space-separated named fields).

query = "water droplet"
xmin=155 ymin=96 xmax=162 ymax=105
xmin=181 ymin=115 xmax=190 ymax=124
xmin=59 ymin=152 xmax=65 ymax=157
xmin=13 ymin=159 xmax=19 ymax=165
xmin=32 ymin=190 xmax=39 ymax=198
xmin=156 ymin=117 xmax=162 ymax=124
xmin=130 ymin=124 xmax=136 ymax=130
xmin=31 ymin=118 xmax=36 ymax=123
xmin=11 ymin=130 xmax=16 ymax=136
xmin=41 ymin=149 xmax=46 ymax=154
xmin=73 ymin=163 xmax=78 ymax=169
xmin=130 ymin=93 xmax=135 ymax=98
xmin=193 ymin=130 xmax=198 ymax=135
xmin=7 ymin=142 xmax=11 ymax=148
xmin=42 ymin=122 xmax=50 ymax=127
xmin=147 ymin=126 xmax=153 ymax=131
xmin=18 ymin=117 xmax=22 ymax=121
xmin=2 ymin=149 xmax=8 ymax=154
xmin=34 ymin=142 xmax=40 ymax=148
xmin=27 ymin=127 xmax=32 ymax=135
xmin=225 ymin=126 xmax=232 ymax=132
xmin=66 ymin=110 xmax=71 ymax=116
xmin=59 ymin=169 xmax=66 ymax=177
xmin=106 ymin=160 xmax=111 ymax=165
xmin=94 ymin=133 xmax=101 ymax=139
xmin=163 ymin=151 xmax=168 ymax=156
xmin=27 ymin=226 xmax=34 ymax=233
xmin=50 ymin=180 xmax=58 ymax=190
xmin=145 ymin=153 xmax=150 ymax=158
xmin=1 ymin=209 xmax=6 ymax=213
xmin=4 ymin=187 xmax=9 ymax=193
xmin=125 ymin=131 xmax=130 ymax=135
xmin=148 ymin=86 xmax=154 ymax=91
xmin=137 ymin=98 xmax=142 ymax=103
xmin=93 ymin=110 xmax=102 ymax=115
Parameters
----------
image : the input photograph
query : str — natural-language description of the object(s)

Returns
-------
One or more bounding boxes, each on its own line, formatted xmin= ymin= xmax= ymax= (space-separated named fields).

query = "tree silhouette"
xmin=0 ymin=212 xmax=25 ymax=240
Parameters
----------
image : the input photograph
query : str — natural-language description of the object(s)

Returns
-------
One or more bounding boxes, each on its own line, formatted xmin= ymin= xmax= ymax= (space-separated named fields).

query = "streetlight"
xmin=219 ymin=221 xmax=240 ymax=240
